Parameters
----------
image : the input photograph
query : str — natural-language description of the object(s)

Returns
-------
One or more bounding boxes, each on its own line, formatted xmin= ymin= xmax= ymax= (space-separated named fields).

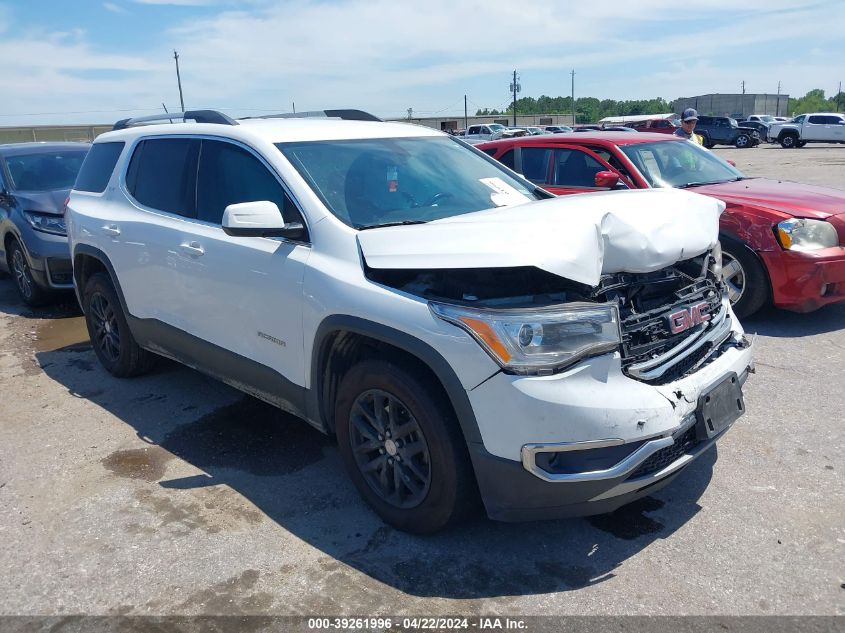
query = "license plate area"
xmin=696 ymin=372 xmax=744 ymax=440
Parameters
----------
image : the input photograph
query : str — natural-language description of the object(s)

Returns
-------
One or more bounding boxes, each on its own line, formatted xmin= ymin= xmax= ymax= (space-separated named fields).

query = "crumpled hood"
xmin=13 ymin=189 xmax=70 ymax=215
xmin=358 ymin=188 xmax=724 ymax=287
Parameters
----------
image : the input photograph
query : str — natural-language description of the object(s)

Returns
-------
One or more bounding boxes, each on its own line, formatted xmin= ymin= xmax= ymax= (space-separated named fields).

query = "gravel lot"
xmin=1 ymin=143 xmax=843 ymax=618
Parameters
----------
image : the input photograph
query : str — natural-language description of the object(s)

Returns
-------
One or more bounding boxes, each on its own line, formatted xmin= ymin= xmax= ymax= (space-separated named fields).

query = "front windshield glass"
xmin=488 ymin=124 xmax=506 ymax=132
xmin=759 ymin=115 xmax=774 ymax=123
xmin=729 ymin=118 xmax=739 ymax=128
xmin=5 ymin=151 xmax=88 ymax=192
xmin=277 ymin=137 xmax=539 ymax=228
xmin=620 ymin=140 xmax=744 ymax=188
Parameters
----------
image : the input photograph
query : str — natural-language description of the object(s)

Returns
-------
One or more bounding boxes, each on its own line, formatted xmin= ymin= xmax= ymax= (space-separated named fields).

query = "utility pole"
xmin=571 ymin=69 xmax=576 ymax=125
xmin=741 ymin=80 xmax=745 ymax=95
xmin=292 ymin=102 xmax=296 ymax=114
xmin=838 ymin=81 xmax=842 ymax=112
xmin=173 ymin=50 xmax=185 ymax=112
xmin=509 ymin=70 xmax=520 ymax=126
xmin=464 ymin=95 xmax=468 ymax=131
xmin=407 ymin=107 xmax=413 ymax=120
xmin=777 ymin=80 xmax=781 ymax=95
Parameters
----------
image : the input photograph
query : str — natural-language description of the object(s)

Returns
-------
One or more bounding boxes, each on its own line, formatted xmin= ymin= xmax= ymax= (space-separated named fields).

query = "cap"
xmin=682 ymin=108 xmax=699 ymax=122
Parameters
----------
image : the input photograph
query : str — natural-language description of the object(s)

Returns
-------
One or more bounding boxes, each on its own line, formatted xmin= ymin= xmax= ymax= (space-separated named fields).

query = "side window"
xmin=468 ymin=126 xmax=480 ymax=135
xmin=793 ymin=115 xmax=806 ymax=124
xmin=196 ymin=140 xmax=302 ymax=227
xmin=552 ymin=148 xmax=606 ymax=188
xmin=520 ymin=148 xmax=552 ymax=184
xmin=480 ymin=148 xmax=497 ymax=157
xmin=499 ymin=149 xmax=515 ymax=170
xmin=128 ymin=138 xmax=200 ymax=217
xmin=698 ymin=116 xmax=712 ymax=125
xmin=75 ymin=142 xmax=124 ymax=193
xmin=808 ymin=115 xmax=825 ymax=124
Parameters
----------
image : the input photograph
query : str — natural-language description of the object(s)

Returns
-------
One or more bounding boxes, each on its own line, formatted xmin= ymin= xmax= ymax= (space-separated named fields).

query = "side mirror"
xmin=594 ymin=171 xmax=621 ymax=188
xmin=726 ymin=159 xmax=737 ymax=167
xmin=222 ymin=201 xmax=306 ymax=240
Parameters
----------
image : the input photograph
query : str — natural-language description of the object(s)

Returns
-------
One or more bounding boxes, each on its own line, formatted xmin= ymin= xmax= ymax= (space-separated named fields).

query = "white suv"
xmin=67 ymin=109 xmax=754 ymax=533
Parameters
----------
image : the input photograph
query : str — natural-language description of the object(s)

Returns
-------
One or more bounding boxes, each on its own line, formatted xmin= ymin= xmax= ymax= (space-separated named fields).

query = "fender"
xmin=309 ymin=314 xmax=484 ymax=445
xmin=72 ymin=243 xmax=130 ymax=316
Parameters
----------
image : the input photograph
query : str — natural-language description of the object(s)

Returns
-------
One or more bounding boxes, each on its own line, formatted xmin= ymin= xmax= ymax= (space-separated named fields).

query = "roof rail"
xmin=240 ymin=109 xmax=382 ymax=122
xmin=112 ymin=110 xmax=238 ymax=131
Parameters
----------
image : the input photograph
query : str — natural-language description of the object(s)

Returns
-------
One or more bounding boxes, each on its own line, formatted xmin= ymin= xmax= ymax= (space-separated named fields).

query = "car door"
xmin=173 ymin=137 xmax=311 ymax=394
xmin=832 ymin=116 xmax=845 ymax=142
xmin=803 ymin=115 xmax=829 ymax=141
xmin=515 ymin=144 xmax=623 ymax=195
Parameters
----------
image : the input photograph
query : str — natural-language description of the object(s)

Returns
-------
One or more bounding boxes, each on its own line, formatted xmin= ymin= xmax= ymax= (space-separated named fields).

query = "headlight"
xmin=430 ymin=302 xmax=621 ymax=374
xmin=24 ymin=211 xmax=67 ymax=236
xmin=776 ymin=218 xmax=839 ymax=251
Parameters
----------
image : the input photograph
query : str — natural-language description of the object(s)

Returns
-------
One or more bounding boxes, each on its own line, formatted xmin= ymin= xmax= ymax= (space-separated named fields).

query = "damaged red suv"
xmin=477 ymin=132 xmax=845 ymax=317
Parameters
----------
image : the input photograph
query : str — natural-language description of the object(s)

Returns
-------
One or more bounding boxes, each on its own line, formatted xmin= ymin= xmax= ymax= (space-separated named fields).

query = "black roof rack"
xmin=112 ymin=110 xmax=238 ymax=131
xmin=240 ymin=109 xmax=382 ymax=122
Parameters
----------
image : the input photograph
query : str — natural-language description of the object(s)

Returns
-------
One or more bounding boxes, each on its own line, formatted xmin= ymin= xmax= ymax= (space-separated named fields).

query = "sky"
xmin=1 ymin=0 xmax=843 ymax=126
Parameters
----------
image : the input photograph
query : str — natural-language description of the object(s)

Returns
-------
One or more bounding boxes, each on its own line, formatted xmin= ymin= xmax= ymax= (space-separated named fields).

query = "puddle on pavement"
xmin=102 ymin=447 xmax=174 ymax=481
xmin=34 ymin=316 xmax=90 ymax=352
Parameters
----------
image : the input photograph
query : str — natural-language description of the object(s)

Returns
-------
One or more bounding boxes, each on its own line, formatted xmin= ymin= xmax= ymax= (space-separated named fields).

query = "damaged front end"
xmin=366 ymin=243 xmax=748 ymax=384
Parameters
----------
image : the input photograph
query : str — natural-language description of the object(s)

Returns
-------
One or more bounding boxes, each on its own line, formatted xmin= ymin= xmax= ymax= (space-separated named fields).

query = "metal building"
xmin=673 ymin=94 xmax=789 ymax=119
xmin=387 ymin=114 xmax=575 ymax=132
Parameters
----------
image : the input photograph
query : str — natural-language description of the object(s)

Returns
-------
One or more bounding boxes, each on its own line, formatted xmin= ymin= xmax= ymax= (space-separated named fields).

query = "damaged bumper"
xmin=467 ymin=323 xmax=754 ymax=522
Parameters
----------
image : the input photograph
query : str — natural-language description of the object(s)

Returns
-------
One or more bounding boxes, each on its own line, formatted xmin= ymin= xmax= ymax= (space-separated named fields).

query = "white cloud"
xmin=1 ymin=0 xmax=842 ymax=125
xmin=133 ymin=0 xmax=219 ymax=5
xmin=103 ymin=2 xmax=127 ymax=13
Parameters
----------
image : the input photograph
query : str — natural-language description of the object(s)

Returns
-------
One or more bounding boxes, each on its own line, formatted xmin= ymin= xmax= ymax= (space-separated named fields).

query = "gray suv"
xmin=0 ymin=142 xmax=90 ymax=305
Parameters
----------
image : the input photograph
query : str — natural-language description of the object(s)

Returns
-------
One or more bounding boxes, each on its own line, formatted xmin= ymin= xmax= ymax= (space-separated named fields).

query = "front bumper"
xmin=760 ymin=246 xmax=845 ymax=312
xmin=16 ymin=223 xmax=74 ymax=289
xmin=466 ymin=320 xmax=754 ymax=522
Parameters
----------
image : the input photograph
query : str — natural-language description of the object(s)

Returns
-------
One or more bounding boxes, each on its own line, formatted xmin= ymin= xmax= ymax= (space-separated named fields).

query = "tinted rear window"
xmin=74 ymin=142 xmax=123 ymax=193
xmin=128 ymin=138 xmax=200 ymax=217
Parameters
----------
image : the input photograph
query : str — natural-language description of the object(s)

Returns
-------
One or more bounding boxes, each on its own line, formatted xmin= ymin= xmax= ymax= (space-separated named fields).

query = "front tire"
xmin=780 ymin=134 xmax=798 ymax=148
xmin=335 ymin=358 xmax=475 ymax=533
xmin=8 ymin=239 xmax=50 ymax=307
xmin=720 ymin=240 xmax=769 ymax=319
xmin=735 ymin=134 xmax=750 ymax=148
xmin=83 ymin=272 xmax=155 ymax=377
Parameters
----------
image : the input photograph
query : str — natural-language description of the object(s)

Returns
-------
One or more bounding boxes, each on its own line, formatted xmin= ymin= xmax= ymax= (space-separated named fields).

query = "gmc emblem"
xmin=668 ymin=302 xmax=711 ymax=334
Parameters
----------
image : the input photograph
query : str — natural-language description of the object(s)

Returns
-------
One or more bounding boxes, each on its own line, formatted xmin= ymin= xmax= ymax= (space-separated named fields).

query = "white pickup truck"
xmin=461 ymin=123 xmax=507 ymax=144
xmin=767 ymin=112 xmax=845 ymax=148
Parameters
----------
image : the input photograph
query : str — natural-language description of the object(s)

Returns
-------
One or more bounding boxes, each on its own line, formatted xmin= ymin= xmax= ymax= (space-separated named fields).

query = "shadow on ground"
xmin=742 ymin=302 xmax=845 ymax=338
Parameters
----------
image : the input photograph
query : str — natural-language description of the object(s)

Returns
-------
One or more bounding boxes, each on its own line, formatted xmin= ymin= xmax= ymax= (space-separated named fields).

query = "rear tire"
xmin=83 ymin=272 xmax=155 ymax=377
xmin=335 ymin=358 xmax=475 ymax=534
xmin=8 ymin=239 xmax=51 ymax=307
xmin=720 ymin=239 xmax=769 ymax=319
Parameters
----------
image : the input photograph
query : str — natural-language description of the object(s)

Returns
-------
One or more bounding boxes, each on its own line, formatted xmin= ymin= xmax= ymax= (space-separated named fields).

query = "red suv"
xmin=476 ymin=132 xmax=845 ymax=317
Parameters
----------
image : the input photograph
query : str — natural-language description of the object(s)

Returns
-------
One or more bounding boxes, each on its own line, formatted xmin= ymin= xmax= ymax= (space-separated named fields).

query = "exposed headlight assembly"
xmin=775 ymin=218 xmax=839 ymax=251
xmin=430 ymin=302 xmax=621 ymax=374
xmin=24 ymin=211 xmax=67 ymax=236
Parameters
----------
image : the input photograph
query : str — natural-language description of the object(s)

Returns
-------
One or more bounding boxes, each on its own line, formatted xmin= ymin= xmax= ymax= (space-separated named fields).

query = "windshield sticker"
xmin=386 ymin=166 xmax=399 ymax=192
xmin=479 ymin=177 xmax=531 ymax=207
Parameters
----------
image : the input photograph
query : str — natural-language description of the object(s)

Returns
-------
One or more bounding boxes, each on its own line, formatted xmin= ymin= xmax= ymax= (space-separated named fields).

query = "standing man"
xmin=675 ymin=108 xmax=704 ymax=145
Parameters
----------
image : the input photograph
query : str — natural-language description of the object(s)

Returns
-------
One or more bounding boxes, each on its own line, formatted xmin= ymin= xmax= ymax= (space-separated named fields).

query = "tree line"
xmin=476 ymin=89 xmax=844 ymax=122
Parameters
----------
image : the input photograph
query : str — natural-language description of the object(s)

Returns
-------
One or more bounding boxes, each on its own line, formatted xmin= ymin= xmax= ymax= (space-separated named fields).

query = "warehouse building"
xmin=387 ymin=114 xmax=575 ymax=131
xmin=673 ymin=93 xmax=789 ymax=118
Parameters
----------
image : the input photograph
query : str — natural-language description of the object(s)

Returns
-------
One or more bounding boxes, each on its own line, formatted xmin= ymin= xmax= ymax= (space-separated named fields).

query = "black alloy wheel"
xmin=780 ymin=134 xmax=798 ymax=148
xmin=9 ymin=240 xmax=48 ymax=306
xmin=88 ymin=291 xmax=121 ymax=364
xmin=349 ymin=389 xmax=432 ymax=509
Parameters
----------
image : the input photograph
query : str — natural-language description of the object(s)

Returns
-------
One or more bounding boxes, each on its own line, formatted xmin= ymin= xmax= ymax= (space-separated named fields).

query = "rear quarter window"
xmin=74 ymin=142 xmax=124 ymax=193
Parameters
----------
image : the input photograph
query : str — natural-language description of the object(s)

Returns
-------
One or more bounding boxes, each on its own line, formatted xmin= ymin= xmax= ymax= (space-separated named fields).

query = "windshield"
xmin=488 ymin=124 xmax=506 ymax=132
xmin=758 ymin=115 xmax=774 ymax=123
xmin=620 ymin=140 xmax=744 ymax=188
xmin=5 ymin=150 xmax=88 ymax=192
xmin=277 ymin=137 xmax=539 ymax=229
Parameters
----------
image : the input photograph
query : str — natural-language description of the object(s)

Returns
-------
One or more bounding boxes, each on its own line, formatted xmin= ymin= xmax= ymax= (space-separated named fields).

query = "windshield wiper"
xmin=677 ymin=180 xmax=731 ymax=189
xmin=357 ymin=220 xmax=429 ymax=231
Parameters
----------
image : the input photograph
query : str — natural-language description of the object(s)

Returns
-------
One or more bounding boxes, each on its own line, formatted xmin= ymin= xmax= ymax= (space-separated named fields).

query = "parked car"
xmin=737 ymin=120 xmax=771 ymax=141
xmin=693 ymin=116 xmax=760 ymax=148
xmin=477 ymin=131 xmax=845 ymax=317
xmin=602 ymin=117 xmax=679 ymax=135
xmin=67 ymin=110 xmax=752 ymax=533
xmin=543 ymin=125 xmax=573 ymax=133
xmin=767 ymin=113 xmax=845 ymax=148
xmin=461 ymin=123 xmax=507 ymax=144
xmin=601 ymin=126 xmax=638 ymax=132
xmin=743 ymin=115 xmax=776 ymax=124
xmin=0 ymin=142 xmax=90 ymax=305
xmin=524 ymin=126 xmax=548 ymax=136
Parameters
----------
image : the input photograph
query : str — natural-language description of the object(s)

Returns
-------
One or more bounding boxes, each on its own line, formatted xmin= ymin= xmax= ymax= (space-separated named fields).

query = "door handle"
xmin=101 ymin=224 xmax=121 ymax=237
xmin=179 ymin=241 xmax=205 ymax=257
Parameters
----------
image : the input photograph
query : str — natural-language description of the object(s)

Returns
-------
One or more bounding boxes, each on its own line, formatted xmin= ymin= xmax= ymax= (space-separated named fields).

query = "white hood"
xmin=357 ymin=188 xmax=724 ymax=287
